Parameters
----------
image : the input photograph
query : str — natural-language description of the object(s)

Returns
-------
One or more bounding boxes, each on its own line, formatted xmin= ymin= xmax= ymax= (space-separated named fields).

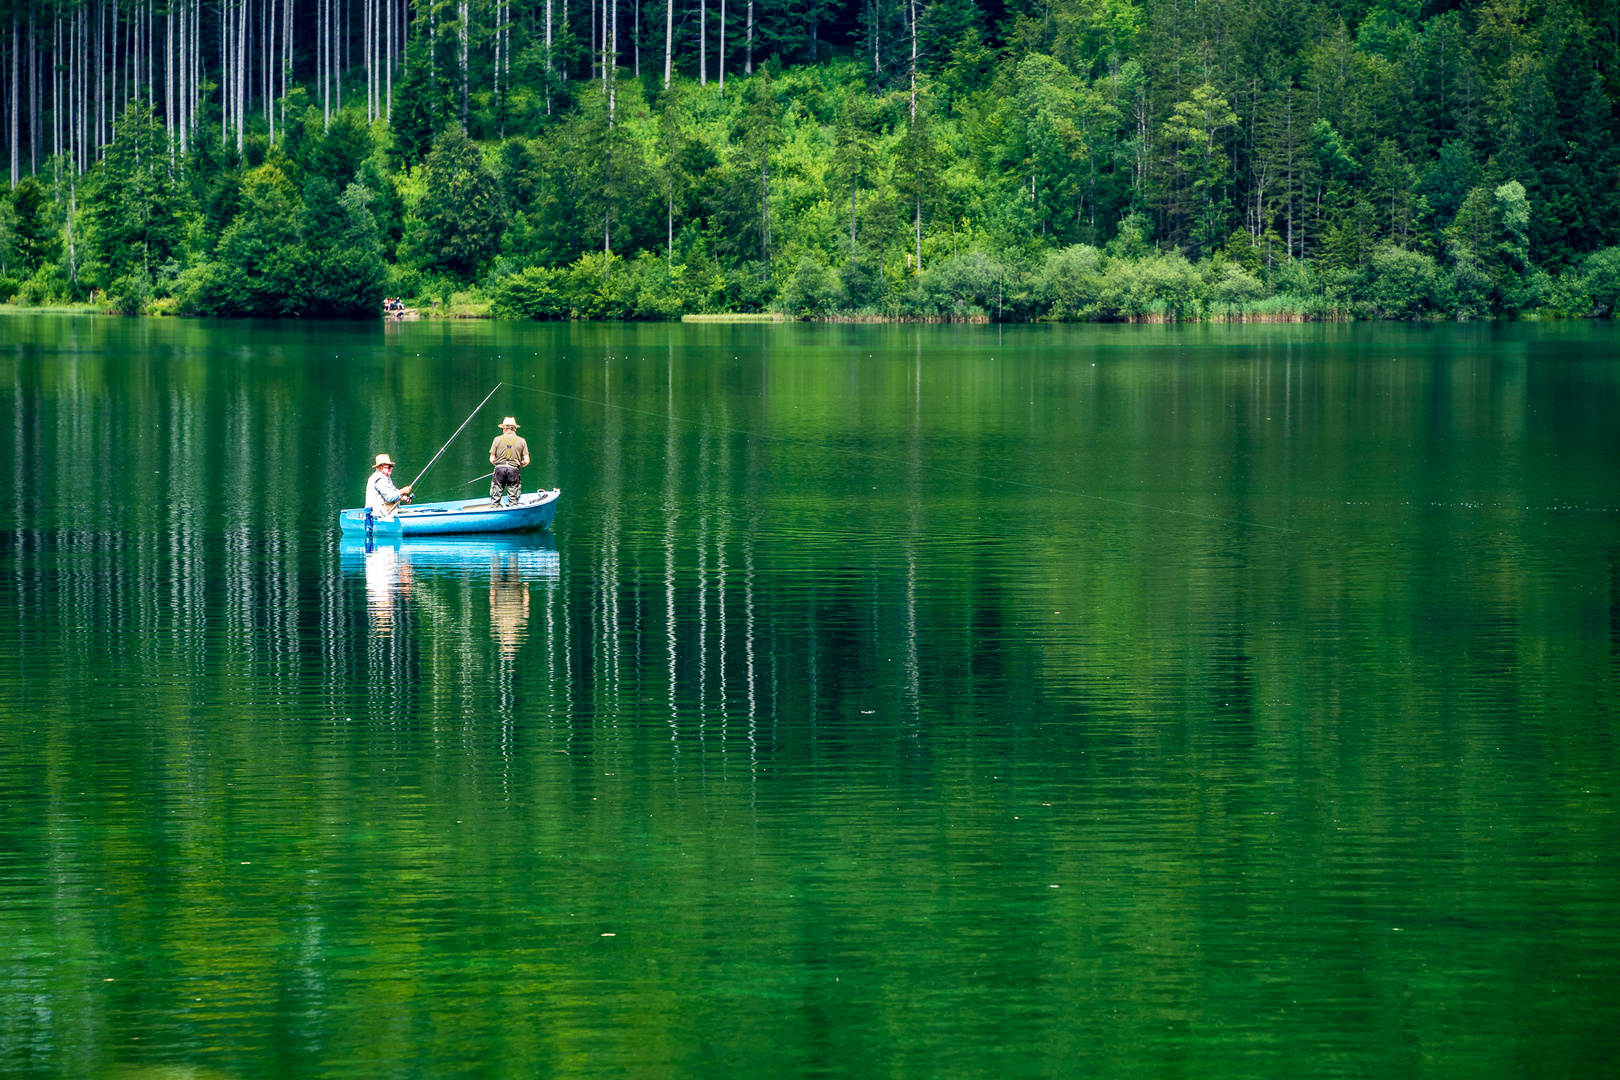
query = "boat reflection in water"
xmin=341 ymin=533 xmax=561 ymax=646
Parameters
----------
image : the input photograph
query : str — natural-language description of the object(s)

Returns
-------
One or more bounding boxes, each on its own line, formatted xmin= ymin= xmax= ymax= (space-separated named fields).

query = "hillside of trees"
xmin=3 ymin=0 xmax=1620 ymax=320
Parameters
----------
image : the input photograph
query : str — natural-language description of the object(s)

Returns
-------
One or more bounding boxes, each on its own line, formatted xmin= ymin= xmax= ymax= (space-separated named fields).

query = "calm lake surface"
xmin=1 ymin=315 xmax=1616 ymax=1078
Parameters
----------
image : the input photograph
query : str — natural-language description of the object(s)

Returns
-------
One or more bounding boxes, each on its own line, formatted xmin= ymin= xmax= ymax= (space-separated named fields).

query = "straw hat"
xmin=374 ymin=454 xmax=396 ymax=467
xmin=498 ymin=417 xmax=520 ymax=429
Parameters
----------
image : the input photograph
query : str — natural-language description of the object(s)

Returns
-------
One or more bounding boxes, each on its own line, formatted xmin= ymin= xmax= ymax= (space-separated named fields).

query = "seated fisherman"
xmin=489 ymin=417 xmax=531 ymax=506
xmin=365 ymin=454 xmax=413 ymax=519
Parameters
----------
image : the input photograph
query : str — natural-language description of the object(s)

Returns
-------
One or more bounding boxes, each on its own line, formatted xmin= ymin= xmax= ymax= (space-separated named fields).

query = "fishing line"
xmin=503 ymin=379 xmax=1293 ymax=534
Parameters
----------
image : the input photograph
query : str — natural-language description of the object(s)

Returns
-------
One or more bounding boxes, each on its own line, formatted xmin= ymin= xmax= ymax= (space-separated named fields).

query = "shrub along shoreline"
xmin=7 ymin=227 xmax=1618 ymax=324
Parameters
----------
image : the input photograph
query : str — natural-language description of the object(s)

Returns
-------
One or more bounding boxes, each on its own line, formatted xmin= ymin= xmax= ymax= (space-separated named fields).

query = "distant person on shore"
xmin=365 ymin=454 xmax=413 ymax=519
xmin=489 ymin=418 xmax=530 ymax=507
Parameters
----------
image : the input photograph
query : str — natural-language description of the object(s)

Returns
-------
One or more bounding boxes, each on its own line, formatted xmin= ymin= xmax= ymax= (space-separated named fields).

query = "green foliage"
xmin=780 ymin=256 xmax=842 ymax=316
xmin=16 ymin=264 xmax=70 ymax=306
xmin=1206 ymin=263 xmax=1267 ymax=305
xmin=1495 ymin=180 xmax=1530 ymax=272
xmin=1034 ymin=244 xmax=1104 ymax=318
xmin=10 ymin=178 xmax=58 ymax=273
xmin=1581 ymin=247 xmax=1620 ymax=318
xmin=1362 ymin=246 xmax=1444 ymax=319
xmin=180 ymin=165 xmax=302 ymax=316
xmin=1220 ymin=229 xmax=1262 ymax=274
xmin=299 ymin=181 xmax=390 ymax=317
xmin=23 ymin=0 xmax=1620 ymax=322
xmin=109 ymin=268 xmax=155 ymax=315
xmin=566 ymin=252 xmax=639 ymax=318
xmin=1093 ymin=252 xmax=1204 ymax=320
xmin=303 ymin=110 xmax=375 ymax=187
xmin=917 ymin=251 xmax=1006 ymax=317
xmin=405 ymin=124 xmax=508 ymax=277
xmin=88 ymin=104 xmax=188 ymax=285
xmin=1161 ymin=86 xmax=1238 ymax=257
xmin=390 ymin=27 xmax=456 ymax=169
xmin=491 ymin=265 xmax=569 ymax=319
xmin=831 ymin=94 xmax=879 ymax=260
xmin=178 ymin=165 xmax=385 ymax=317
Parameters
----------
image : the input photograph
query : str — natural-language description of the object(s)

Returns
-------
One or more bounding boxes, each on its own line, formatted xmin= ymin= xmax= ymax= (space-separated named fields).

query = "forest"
xmin=2 ymin=0 xmax=1620 ymax=320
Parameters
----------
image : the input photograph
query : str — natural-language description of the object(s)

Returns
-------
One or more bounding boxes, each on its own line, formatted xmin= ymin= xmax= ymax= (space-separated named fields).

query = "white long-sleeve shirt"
xmin=365 ymin=470 xmax=407 ymax=519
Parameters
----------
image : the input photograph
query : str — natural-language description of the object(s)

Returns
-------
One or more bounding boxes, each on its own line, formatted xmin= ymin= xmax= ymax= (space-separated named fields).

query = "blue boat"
xmin=338 ymin=488 xmax=561 ymax=539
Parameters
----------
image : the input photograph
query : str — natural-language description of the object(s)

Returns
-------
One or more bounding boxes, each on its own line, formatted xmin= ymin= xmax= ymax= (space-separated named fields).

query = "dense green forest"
xmin=3 ymin=0 xmax=1620 ymax=319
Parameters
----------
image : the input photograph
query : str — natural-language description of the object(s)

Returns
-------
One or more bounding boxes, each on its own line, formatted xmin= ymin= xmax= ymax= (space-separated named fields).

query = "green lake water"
xmin=0 ymin=315 xmax=1617 ymax=1078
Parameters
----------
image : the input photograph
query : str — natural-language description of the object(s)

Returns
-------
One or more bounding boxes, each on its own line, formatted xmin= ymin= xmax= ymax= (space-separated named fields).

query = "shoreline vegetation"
xmin=0 ymin=294 xmax=1606 ymax=323
xmin=2 ymin=0 xmax=1619 ymax=325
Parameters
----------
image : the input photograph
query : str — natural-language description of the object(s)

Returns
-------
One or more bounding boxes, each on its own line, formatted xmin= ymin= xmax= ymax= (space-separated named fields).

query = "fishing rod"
xmin=409 ymin=383 xmax=503 ymax=491
xmin=464 ymin=472 xmax=494 ymax=485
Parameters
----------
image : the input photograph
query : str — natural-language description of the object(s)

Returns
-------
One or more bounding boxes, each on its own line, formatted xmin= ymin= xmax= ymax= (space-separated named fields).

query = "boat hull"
xmin=339 ymin=489 xmax=560 ymax=537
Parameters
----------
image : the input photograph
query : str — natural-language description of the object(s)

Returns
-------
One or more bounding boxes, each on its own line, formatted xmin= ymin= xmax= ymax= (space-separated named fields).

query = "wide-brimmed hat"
xmin=498 ymin=417 xmax=520 ymax=429
xmin=374 ymin=454 xmax=396 ymax=467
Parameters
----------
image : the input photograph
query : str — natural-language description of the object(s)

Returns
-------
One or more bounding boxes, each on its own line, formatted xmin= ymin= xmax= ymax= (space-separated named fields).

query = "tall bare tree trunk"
xmin=70 ymin=6 xmax=77 ymax=168
xmin=10 ymin=11 xmax=18 ymax=185
xmin=236 ymin=0 xmax=246 ymax=151
xmin=339 ymin=0 xmax=346 ymax=114
xmin=745 ymin=0 xmax=751 ymax=73
xmin=73 ymin=5 xmax=78 ymax=170
xmin=52 ymin=11 xmax=59 ymax=161
xmin=165 ymin=0 xmax=173 ymax=146
xmin=177 ymin=0 xmax=186 ymax=153
xmin=908 ymin=0 xmax=915 ymax=118
xmin=699 ymin=0 xmax=705 ymax=85
xmin=95 ymin=1 xmax=102 ymax=156
xmin=80 ymin=5 xmax=87 ymax=170
xmin=68 ymin=7 xmax=75 ymax=171
xmin=268 ymin=0 xmax=277 ymax=138
xmin=911 ymin=0 xmax=920 ymax=275
xmin=662 ymin=0 xmax=670 ymax=88
xmin=868 ymin=0 xmax=881 ymax=73
xmin=81 ymin=6 xmax=87 ymax=170
xmin=29 ymin=2 xmax=37 ymax=173
xmin=110 ymin=0 xmax=118 ymax=141
xmin=79 ymin=4 xmax=84 ymax=168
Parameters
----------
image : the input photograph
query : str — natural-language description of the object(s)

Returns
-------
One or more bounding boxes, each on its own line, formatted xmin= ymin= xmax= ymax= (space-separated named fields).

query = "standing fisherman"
xmin=365 ymin=454 xmax=414 ymax=519
xmin=489 ymin=417 xmax=531 ymax=507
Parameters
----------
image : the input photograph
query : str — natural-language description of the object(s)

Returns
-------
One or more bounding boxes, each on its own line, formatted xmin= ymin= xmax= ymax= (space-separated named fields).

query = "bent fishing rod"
xmin=409 ymin=383 xmax=503 ymax=491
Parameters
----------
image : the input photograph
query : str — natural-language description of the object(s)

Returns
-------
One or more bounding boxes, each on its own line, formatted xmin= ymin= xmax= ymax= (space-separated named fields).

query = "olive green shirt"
xmin=490 ymin=433 xmax=530 ymax=467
